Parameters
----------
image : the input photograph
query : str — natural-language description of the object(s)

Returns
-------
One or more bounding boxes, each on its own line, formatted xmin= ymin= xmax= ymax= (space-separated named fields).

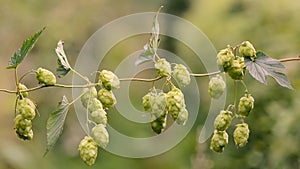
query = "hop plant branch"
xmin=279 ymin=55 xmax=300 ymax=63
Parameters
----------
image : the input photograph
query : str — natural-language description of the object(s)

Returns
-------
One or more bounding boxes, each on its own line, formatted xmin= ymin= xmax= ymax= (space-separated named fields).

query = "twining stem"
xmin=240 ymin=80 xmax=248 ymax=93
xmin=0 ymin=83 xmax=99 ymax=94
xmin=233 ymin=80 xmax=237 ymax=115
xmin=70 ymin=67 xmax=90 ymax=83
xmin=279 ymin=56 xmax=300 ymax=63
xmin=119 ymin=76 xmax=163 ymax=82
xmin=19 ymin=69 xmax=36 ymax=82
xmin=190 ymin=71 xmax=221 ymax=77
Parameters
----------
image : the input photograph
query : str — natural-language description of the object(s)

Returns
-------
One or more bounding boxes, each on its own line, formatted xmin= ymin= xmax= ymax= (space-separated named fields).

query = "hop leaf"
xmin=91 ymin=124 xmax=109 ymax=149
xmin=210 ymin=130 xmax=229 ymax=153
xmin=7 ymin=27 xmax=45 ymax=69
xmin=155 ymin=58 xmax=171 ymax=77
xmin=173 ymin=64 xmax=191 ymax=86
xmin=214 ymin=110 xmax=232 ymax=131
xmin=99 ymin=70 xmax=120 ymax=90
xmin=233 ymin=123 xmax=250 ymax=147
xmin=78 ymin=136 xmax=98 ymax=166
xmin=238 ymin=94 xmax=254 ymax=117
xmin=208 ymin=75 xmax=226 ymax=99
xmin=36 ymin=67 xmax=57 ymax=85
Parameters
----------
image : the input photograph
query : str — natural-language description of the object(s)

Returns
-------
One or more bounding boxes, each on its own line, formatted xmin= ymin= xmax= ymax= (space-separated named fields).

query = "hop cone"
xmin=99 ymin=70 xmax=120 ymax=90
xmin=36 ymin=67 xmax=56 ymax=85
xmin=78 ymin=136 xmax=98 ymax=166
xmin=210 ymin=130 xmax=229 ymax=153
xmin=173 ymin=64 xmax=191 ymax=86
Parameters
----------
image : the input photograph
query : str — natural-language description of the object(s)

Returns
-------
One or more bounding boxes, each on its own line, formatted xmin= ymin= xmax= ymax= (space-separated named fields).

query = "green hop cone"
xmin=214 ymin=110 xmax=232 ymax=131
xmin=90 ymin=109 xmax=107 ymax=125
xmin=166 ymin=87 xmax=185 ymax=121
xmin=36 ymin=67 xmax=56 ymax=85
xmin=81 ymin=87 xmax=98 ymax=108
xmin=14 ymin=114 xmax=33 ymax=140
xmin=233 ymin=123 xmax=250 ymax=147
xmin=176 ymin=107 xmax=188 ymax=125
xmin=208 ymin=75 xmax=226 ymax=99
xmin=16 ymin=98 xmax=36 ymax=120
xmin=142 ymin=92 xmax=151 ymax=111
xmin=239 ymin=41 xmax=256 ymax=61
xmin=172 ymin=64 xmax=191 ymax=86
xmin=155 ymin=58 xmax=171 ymax=77
xmin=149 ymin=91 xmax=167 ymax=118
xmin=238 ymin=94 xmax=254 ymax=117
xmin=98 ymin=89 xmax=116 ymax=108
xmin=18 ymin=83 xmax=28 ymax=98
xmin=216 ymin=48 xmax=235 ymax=72
xmin=91 ymin=124 xmax=109 ymax=149
xmin=150 ymin=112 xmax=167 ymax=134
xmin=78 ymin=136 xmax=98 ymax=166
xmin=99 ymin=70 xmax=120 ymax=90
xmin=210 ymin=130 xmax=229 ymax=153
xmin=87 ymin=98 xmax=103 ymax=113
xmin=227 ymin=57 xmax=245 ymax=80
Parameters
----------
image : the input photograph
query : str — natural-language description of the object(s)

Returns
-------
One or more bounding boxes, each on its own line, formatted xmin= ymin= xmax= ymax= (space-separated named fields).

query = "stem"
xmin=240 ymin=80 xmax=249 ymax=93
xmin=119 ymin=76 xmax=163 ymax=82
xmin=19 ymin=69 xmax=36 ymax=82
xmin=190 ymin=71 xmax=221 ymax=77
xmin=279 ymin=56 xmax=300 ymax=63
xmin=70 ymin=67 xmax=90 ymax=83
xmin=233 ymin=80 xmax=237 ymax=115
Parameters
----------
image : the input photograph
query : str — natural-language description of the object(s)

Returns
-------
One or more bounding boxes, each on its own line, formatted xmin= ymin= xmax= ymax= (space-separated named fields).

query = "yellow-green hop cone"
xmin=238 ymin=94 xmax=254 ymax=117
xmin=227 ymin=57 xmax=245 ymax=80
xmin=149 ymin=91 xmax=167 ymax=118
xmin=36 ymin=67 xmax=56 ymax=86
xmin=216 ymin=48 xmax=235 ymax=72
xmin=239 ymin=41 xmax=256 ymax=61
xmin=98 ymin=89 xmax=116 ymax=108
xmin=210 ymin=130 xmax=229 ymax=153
xmin=91 ymin=124 xmax=109 ymax=149
xmin=90 ymin=109 xmax=107 ymax=125
xmin=166 ymin=87 xmax=185 ymax=120
xmin=233 ymin=123 xmax=250 ymax=147
xmin=142 ymin=92 xmax=152 ymax=112
xmin=14 ymin=114 xmax=33 ymax=140
xmin=18 ymin=83 xmax=28 ymax=98
xmin=155 ymin=58 xmax=171 ymax=77
xmin=81 ymin=87 xmax=98 ymax=108
xmin=214 ymin=110 xmax=232 ymax=131
xmin=99 ymin=70 xmax=120 ymax=90
xmin=173 ymin=64 xmax=191 ymax=86
xmin=208 ymin=75 xmax=226 ymax=99
xmin=78 ymin=136 xmax=98 ymax=166
xmin=176 ymin=107 xmax=188 ymax=125
xmin=151 ymin=112 xmax=167 ymax=134
xmin=87 ymin=98 xmax=103 ymax=113
xmin=17 ymin=98 xmax=36 ymax=120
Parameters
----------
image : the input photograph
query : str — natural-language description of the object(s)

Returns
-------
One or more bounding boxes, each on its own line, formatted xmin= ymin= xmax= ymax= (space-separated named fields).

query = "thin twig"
xmin=190 ymin=71 xmax=221 ymax=77
xmin=279 ymin=56 xmax=300 ymax=63
xmin=119 ymin=76 xmax=163 ymax=82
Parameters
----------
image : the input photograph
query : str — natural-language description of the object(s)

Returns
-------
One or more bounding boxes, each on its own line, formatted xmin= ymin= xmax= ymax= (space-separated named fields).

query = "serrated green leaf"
xmin=55 ymin=40 xmax=71 ymax=77
xmin=135 ymin=44 xmax=154 ymax=66
xmin=44 ymin=96 xmax=69 ymax=156
xmin=245 ymin=51 xmax=293 ymax=89
xmin=135 ymin=7 xmax=163 ymax=66
xmin=7 ymin=27 xmax=46 ymax=69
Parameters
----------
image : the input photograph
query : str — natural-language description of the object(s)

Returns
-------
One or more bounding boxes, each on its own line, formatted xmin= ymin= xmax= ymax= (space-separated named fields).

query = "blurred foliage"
xmin=0 ymin=0 xmax=299 ymax=169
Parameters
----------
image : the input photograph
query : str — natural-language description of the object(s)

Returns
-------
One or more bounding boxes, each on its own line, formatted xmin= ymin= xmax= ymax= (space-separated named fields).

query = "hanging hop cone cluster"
xmin=216 ymin=41 xmax=256 ymax=80
xmin=208 ymin=75 xmax=226 ymax=99
xmin=14 ymin=85 xmax=36 ymax=140
xmin=78 ymin=70 xmax=119 ymax=166
xmin=210 ymin=110 xmax=232 ymax=153
xmin=141 ymin=58 xmax=191 ymax=134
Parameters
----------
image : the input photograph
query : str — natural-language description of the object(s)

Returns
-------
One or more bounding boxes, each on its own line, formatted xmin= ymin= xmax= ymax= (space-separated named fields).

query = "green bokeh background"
xmin=0 ymin=0 xmax=299 ymax=169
